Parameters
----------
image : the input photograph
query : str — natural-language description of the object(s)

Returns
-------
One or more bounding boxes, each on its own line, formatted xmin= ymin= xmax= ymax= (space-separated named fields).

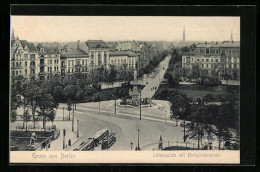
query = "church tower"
xmin=183 ymin=26 xmax=186 ymax=42
xmin=230 ymin=29 xmax=233 ymax=42
xmin=11 ymin=28 xmax=15 ymax=41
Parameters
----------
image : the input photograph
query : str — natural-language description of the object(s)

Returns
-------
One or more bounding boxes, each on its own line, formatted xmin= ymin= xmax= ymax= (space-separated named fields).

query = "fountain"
xmin=129 ymin=70 xmax=141 ymax=106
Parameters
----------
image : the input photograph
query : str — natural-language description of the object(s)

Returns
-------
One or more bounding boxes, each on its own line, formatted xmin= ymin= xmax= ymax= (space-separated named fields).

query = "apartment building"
xmin=182 ymin=41 xmax=240 ymax=80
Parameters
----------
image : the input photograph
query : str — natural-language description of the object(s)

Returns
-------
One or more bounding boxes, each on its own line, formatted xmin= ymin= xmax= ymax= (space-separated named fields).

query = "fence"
xmin=14 ymin=126 xmax=55 ymax=132
xmin=154 ymin=141 xmax=219 ymax=150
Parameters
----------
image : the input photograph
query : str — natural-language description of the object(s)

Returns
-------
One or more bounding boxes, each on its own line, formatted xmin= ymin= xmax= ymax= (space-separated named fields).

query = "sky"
xmin=11 ymin=16 xmax=240 ymax=42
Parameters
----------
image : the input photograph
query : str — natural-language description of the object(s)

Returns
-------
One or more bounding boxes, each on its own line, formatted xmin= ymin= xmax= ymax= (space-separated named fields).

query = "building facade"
xmin=85 ymin=40 xmax=110 ymax=70
xmin=109 ymin=51 xmax=138 ymax=71
xmin=182 ymin=41 xmax=240 ymax=80
xmin=11 ymin=36 xmax=39 ymax=83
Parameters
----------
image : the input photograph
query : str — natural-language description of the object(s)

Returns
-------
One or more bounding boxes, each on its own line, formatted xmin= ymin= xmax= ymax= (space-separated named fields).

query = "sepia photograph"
xmin=9 ymin=15 xmax=241 ymax=163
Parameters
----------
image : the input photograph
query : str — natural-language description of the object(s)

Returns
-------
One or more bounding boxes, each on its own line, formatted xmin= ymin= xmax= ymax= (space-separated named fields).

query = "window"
xmin=197 ymin=59 xmax=199 ymax=62
xmin=12 ymin=71 xmax=14 ymax=76
xmin=50 ymin=67 xmax=52 ymax=72
xmin=19 ymin=70 xmax=21 ymax=75
xmin=68 ymin=68 xmax=70 ymax=73
xmin=211 ymin=59 xmax=213 ymax=62
xmin=202 ymin=59 xmax=204 ymax=62
xmin=202 ymin=64 xmax=204 ymax=68
xmin=16 ymin=71 xmax=18 ymax=75
xmin=206 ymin=64 xmax=208 ymax=68
xmin=25 ymin=69 xmax=27 ymax=75
xmin=12 ymin=62 xmax=14 ymax=67
xmin=206 ymin=59 xmax=209 ymax=62
xmin=57 ymin=67 xmax=58 ymax=71
xmin=206 ymin=49 xmax=209 ymax=54
xmin=82 ymin=60 xmax=84 ymax=65
xmin=72 ymin=68 xmax=74 ymax=73
xmin=25 ymin=61 xmax=27 ymax=67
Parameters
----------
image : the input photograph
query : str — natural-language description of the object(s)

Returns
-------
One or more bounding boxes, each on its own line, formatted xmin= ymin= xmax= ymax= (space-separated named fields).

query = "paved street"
xmin=141 ymin=55 xmax=171 ymax=99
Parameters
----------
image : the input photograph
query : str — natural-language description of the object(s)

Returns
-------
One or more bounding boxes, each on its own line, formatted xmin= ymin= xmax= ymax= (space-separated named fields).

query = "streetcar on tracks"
xmin=101 ymin=133 xmax=116 ymax=150
xmin=73 ymin=139 xmax=95 ymax=151
xmin=90 ymin=128 xmax=109 ymax=146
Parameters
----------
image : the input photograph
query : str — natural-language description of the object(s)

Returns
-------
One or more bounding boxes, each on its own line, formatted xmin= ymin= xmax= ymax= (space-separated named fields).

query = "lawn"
xmin=153 ymin=83 xmax=239 ymax=101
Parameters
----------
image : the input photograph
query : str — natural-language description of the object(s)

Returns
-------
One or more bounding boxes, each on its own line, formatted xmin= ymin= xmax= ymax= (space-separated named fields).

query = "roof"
xmin=60 ymin=48 xmax=88 ymax=58
xmin=85 ymin=40 xmax=109 ymax=50
xmin=116 ymin=41 xmax=141 ymax=52
xmin=196 ymin=41 xmax=240 ymax=48
xmin=182 ymin=52 xmax=195 ymax=56
xmin=110 ymin=51 xmax=139 ymax=57
xmin=38 ymin=46 xmax=60 ymax=55
xmin=20 ymin=40 xmax=37 ymax=52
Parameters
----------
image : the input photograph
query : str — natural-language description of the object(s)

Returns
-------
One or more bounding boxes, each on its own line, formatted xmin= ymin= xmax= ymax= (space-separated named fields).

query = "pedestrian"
xmin=68 ymin=139 xmax=71 ymax=146
xmin=135 ymin=146 xmax=138 ymax=151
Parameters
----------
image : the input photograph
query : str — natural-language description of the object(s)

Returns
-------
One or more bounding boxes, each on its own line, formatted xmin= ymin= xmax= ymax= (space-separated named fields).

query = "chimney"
xmin=77 ymin=40 xmax=80 ymax=49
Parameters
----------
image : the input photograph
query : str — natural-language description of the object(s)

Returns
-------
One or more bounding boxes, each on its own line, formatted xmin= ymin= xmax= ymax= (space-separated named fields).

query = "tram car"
xmin=73 ymin=139 xmax=95 ymax=151
xmin=101 ymin=133 xmax=116 ymax=150
xmin=90 ymin=128 xmax=109 ymax=146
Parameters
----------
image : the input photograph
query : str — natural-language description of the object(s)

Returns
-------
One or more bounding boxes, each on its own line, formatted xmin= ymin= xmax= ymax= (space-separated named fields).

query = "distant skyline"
xmin=11 ymin=16 xmax=240 ymax=42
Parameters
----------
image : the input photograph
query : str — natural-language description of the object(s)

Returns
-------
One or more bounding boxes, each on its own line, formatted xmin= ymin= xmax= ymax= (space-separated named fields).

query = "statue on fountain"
xmin=29 ymin=132 xmax=37 ymax=146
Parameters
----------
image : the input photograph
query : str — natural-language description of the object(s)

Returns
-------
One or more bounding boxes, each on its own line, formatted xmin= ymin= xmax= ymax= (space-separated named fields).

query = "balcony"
xmin=38 ymin=63 xmax=46 ymax=67
xmin=38 ymin=71 xmax=46 ymax=75
xmin=11 ymin=65 xmax=23 ymax=69
xmin=30 ymin=65 xmax=36 ymax=69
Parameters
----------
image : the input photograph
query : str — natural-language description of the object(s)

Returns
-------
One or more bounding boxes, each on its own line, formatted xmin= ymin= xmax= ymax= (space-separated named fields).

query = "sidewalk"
xmin=47 ymin=119 xmax=82 ymax=151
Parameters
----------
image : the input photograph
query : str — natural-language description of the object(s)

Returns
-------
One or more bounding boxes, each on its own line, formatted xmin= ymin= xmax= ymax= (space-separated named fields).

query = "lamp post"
xmin=176 ymin=116 xmax=178 ymax=126
xmin=139 ymin=91 xmax=142 ymax=120
xmin=137 ymin=129 xmax=140 ymax=150
xmin=63 ymin=128 xmax=66 ymax=149
xmin=113 ymin=94 xmax=116 ymax=114
xmin=165 ymin=110 xmax=166 ymax=125
xmin=99 ymin=101 xmax=100 ymax=114
xmin=63 ymin=107 xmax=64 ymax=121
xmin=77 ymin=119 xmax=79 ymax=138
xmin=72 ymin=103 xmax=74 ymax=131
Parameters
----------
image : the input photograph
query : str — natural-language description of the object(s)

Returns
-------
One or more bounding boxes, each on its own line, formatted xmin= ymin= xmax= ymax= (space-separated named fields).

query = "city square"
xmin=10 ymin=16 xmax=240 ymax=152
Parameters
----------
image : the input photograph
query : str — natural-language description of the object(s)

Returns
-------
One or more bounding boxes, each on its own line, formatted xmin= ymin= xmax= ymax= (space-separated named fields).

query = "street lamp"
xmin=99 ymin=101 xmax=100 ymax=114
xmin=137 ymin=129 xmax=140 ymax=150
xmin=139 ymin=90 xmax=142 ymax=120
xmin=72 ymin=102 xmax=74 ymax=131
xmin=63 ymin=107 xmax=64 ymax=121
xmin=165 ymin=110 xmax=166 ymax=125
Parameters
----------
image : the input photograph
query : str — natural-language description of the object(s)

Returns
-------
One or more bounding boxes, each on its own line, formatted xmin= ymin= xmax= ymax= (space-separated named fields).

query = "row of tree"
xmin=11 ymin=79 xmax=58 ymax=131
xmin=169 ymin=91 xmax=239 ymax=150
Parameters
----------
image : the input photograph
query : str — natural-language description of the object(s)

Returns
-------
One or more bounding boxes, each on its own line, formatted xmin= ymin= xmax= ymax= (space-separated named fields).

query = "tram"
xmin=73 ymin=139 xmax=95 ymax=151
xmin=101 ymin=133 xmax=116 ymax=150
xmin=90 ymin=128 xmax=109 ymax=146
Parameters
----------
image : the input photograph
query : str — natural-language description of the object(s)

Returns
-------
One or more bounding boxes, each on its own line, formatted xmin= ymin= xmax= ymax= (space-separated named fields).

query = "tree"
xmin=53 ymin=86 xmax=64 ymax=103
xmin=67 ymin=99 xmax=72 ymax=120
xmin=21 ymin=109 xmax=31 ymax=131
xmin=37 ymin=92 xmax=58 ymax=130
xmin=10 ymin=110 xmax=17 ymax=123
xmin=107 ymin=66 xmax=117 ymax=87
xmin=63 ymin=84 xmax=78 ymax=101
xmin=24 ymin=83 xmax=42 ymax=128
xmin=187 ymin=105 xmax=215 ymax=149
xmin=169 ymin=91 xmax=191 ymax=142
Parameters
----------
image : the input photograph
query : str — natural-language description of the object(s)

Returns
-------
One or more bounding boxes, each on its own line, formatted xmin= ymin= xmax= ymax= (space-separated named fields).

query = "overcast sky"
xmin=11 ymin=16 xmax=240 ymax=42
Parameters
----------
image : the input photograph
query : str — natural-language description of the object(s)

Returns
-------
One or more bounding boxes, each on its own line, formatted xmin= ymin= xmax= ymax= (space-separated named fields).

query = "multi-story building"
xmin=60 ymin=41 xmax=89 ymax=81
xmin=182 ymin=41 xmax=240 ymax=80
xmin=37 ymin=44 xmax=61 ymax=81
xmin=11 ymin=34 xmax=39 ymax=83
xmin=109 ymin=51 xmax=138 ymax=71
xmin=85 ymin=40 xmax=110 ymax=70
xmin=116 ymin=41 xmax=141 ymax=53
